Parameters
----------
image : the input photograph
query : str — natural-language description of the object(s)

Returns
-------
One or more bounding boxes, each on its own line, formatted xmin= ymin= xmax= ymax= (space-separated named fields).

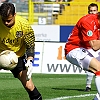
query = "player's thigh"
xmin=89 ymin=57 xmax=100 ymax=72
xmin=66 ymin=48 xmax=93 ymax=70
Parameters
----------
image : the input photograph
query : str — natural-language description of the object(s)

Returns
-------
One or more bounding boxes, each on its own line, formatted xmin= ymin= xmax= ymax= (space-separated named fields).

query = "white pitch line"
xmin=45 ymin=94 xmax=96 ymax=100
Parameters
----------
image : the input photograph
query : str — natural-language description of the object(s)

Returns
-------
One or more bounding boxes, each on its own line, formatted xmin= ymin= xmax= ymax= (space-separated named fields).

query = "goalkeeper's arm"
xmin=24 ymin=28 xmax=35 ymax=80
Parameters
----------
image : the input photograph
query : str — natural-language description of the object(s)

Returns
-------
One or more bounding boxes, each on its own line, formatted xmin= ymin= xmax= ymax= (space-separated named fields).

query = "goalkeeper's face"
xmin=1 ymin=13 xmax=16 ymax=28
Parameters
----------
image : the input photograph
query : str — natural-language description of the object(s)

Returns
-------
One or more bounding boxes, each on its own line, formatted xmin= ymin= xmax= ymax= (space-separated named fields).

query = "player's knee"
xmin=25 ymin=81 xmax=34 ymax=91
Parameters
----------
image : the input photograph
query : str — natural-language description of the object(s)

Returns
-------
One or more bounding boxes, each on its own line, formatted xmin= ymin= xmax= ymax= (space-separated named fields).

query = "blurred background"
xmin=1 ymin=0 xmax=99 ymax=25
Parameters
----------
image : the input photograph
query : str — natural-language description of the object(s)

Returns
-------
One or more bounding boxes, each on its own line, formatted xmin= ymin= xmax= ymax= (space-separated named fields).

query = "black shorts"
xmin=11 ymin=55 xmax=26 ymax=78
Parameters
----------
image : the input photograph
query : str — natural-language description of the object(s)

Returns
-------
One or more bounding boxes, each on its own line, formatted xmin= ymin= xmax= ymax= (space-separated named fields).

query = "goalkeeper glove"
xmin=25 ymin=60 xmax=33 ymax=80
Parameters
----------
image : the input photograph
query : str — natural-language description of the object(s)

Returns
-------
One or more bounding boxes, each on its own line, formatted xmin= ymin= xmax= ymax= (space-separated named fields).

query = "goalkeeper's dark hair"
xmin=0 ymin=2 xmax=15 ymax=17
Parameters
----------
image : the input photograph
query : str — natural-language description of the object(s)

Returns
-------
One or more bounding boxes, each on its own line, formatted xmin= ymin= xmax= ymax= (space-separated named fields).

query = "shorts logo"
xmin=87 ymin=30 xmax=93 ymax=36
xmin=16 ymin=31 xmax=23 ymax=37
xmin=82 ymin=49 xmax=86 ymax=53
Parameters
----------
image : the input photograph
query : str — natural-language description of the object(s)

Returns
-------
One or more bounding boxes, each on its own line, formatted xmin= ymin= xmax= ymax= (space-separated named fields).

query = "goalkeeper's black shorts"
xmin=11 ymin=55 xmax=26 ymax=78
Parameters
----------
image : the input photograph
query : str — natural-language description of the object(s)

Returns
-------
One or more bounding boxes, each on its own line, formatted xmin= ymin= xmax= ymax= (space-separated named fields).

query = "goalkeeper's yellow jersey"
xmin=0 ymin=15 xmax=35 ymax=57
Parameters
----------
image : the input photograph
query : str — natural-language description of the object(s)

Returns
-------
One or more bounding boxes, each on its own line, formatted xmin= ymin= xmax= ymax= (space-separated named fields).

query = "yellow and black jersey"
xmin=0 ymin=15 xmax=35 ymax=57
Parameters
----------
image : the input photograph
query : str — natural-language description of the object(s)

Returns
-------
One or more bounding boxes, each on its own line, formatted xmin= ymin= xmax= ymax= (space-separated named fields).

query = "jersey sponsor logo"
xmin=16 ymin=31 xmax=23 ymax=37
xmin=87 ymin=30 xmax=93 ymax=36
xmin=1 ymin=37 xmax=18 ymax=44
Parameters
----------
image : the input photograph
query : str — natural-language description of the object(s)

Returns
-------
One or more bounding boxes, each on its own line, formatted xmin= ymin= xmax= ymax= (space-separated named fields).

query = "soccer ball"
xmin=0 ymin=50 xmax=18 ymax=70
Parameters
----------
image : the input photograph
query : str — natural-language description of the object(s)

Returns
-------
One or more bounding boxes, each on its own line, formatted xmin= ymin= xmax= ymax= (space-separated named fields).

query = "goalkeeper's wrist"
xmin=27 ymin=56 xmax=33 ymax=60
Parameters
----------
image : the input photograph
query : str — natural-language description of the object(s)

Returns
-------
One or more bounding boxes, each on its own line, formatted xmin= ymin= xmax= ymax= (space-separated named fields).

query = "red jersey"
xmin=65 ymin=14 xmax=100 ymax=55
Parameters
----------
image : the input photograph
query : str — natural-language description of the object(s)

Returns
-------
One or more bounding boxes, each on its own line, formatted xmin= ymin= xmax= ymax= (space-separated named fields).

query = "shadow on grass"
xmin=51 ymin=87 xmax=96 ymax=92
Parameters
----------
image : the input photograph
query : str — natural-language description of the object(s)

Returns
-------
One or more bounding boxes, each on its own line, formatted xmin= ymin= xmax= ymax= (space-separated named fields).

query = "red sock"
xmin=95 ymin=71 xmax=100 ymax=76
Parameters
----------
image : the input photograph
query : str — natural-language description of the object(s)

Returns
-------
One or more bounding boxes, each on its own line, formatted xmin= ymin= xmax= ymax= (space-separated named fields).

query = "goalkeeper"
xmin=0 ymin=2 xmax=42 ymax=100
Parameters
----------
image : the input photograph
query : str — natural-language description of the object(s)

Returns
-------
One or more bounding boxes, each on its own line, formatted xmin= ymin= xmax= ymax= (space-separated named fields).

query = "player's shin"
xmin=94 ymin=71 xmax=100 ymax=99
xmin=28 ymin=87 xmax=42 ymax=100
xmin=95 ymin=71 xmax=100 ymax=93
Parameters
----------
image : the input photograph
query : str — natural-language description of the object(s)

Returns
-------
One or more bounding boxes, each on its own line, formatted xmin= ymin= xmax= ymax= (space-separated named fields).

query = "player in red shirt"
xmin=65 ymin=13 xmax=100 ymax=100
xmin=65 ymin=14 xmax=99 ymax=55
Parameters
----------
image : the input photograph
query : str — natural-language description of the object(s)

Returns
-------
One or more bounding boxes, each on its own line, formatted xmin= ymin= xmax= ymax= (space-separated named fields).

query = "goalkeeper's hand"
xmin=25 ymin=59 xmax=33 ymax=80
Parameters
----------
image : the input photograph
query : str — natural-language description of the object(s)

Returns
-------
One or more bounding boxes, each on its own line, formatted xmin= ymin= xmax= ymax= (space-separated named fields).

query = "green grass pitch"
xmin=0 ymin=73 xmax=97 ymax=100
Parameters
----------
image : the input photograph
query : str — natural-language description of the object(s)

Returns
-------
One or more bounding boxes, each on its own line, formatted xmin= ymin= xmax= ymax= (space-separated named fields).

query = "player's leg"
xmin=18 ymin=70 xmax=42 ymax=100
xmin=66 ymin=48 xmax=100 ymax=99
xmin=89 ymin=58 xmax=100 ymax=100
xmin=11 ymin=56 xmax=42 ymax=100
xmin=85 ymin=71 xmax=94 ymax=92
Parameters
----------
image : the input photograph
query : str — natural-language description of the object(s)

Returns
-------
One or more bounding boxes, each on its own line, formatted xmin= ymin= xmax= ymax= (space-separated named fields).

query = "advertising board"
xmin=31 ymin=25 xmax=60 ymax=41
xmin=42 ymin=42 xmax=86 ymax=74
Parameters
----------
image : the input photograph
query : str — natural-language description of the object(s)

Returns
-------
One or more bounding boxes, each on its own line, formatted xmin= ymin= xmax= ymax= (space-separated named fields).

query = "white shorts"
xmin=66 ymin=48 xmax=100 ymax=70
